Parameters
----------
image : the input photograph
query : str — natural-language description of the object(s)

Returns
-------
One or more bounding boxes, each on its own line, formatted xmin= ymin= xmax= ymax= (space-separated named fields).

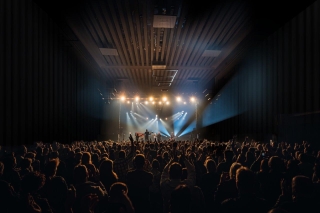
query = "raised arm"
xmin=129 ymin=134 xmax=134 ymax=151
xmin=160 ymin=158 xmax=174 ymax=185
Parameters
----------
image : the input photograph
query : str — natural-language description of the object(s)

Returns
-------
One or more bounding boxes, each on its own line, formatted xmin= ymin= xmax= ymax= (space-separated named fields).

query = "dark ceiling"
xmin=33 ymin=0 xmax=317 ymax=99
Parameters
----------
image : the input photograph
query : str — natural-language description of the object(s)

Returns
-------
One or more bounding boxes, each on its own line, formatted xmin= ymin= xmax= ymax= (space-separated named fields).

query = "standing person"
xmin=144 ymin=129 xmax=150 ymax=142
xmin=113 ymin=134 xmax=135 ymax=182
xmin=99 ymin=159 xmax=118 ymax=193
xmin=170 ymin=132 xmax=175 ymax=141
xmin=153 ymin=132 xmax=157 ymax=142
xmin=157 ymin=132 xmax=161 ymax=143
xmin=135 ymin=133 xmax=140 ymax=142
xmin=126 ymin=154 xmax=153 ymax=213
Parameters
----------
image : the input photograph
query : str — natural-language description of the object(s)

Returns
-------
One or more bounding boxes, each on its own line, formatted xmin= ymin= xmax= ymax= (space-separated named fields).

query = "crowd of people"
xmin=0 ymin=135 xmax=320 ymax=213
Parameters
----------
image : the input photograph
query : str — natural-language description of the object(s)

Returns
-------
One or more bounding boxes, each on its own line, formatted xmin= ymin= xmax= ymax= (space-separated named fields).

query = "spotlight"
xmin=190 ymin=97 xmax=195 ymax=102
xmin=145 ymin=101 xmax=148 ymax=104
xmin=120 ymin=96 xmax=125 ymax=101
xmin=127 ymin=101 xmax=130 ymax=104
xmin=152 ymin=101 xmax=155 ymax=104
xmin=146 ymin=117 xmax=148 ymax=120
xmin=149 ymin=97 xmax=153 ymax=101
xmin=135 ymin=96 xmax=139 ymax=102
xmin=166 ymin=101 xmax=170 ymax=105
xmin=165 ymin=118 xmax=167 ymax=120
xmin=162 ymin=97 xmax=167 ymax=101
xmin=159 ymin=101 xmax=162 ymax=105
xmin=176 ymin=97 xmax=181 ymax=102
xmin=183 ymin=102 xmax=186 ymax=104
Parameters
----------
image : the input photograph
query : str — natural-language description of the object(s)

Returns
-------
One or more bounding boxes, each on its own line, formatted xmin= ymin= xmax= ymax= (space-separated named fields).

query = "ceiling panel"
xmin=33 ymin=0 xmax=318 ymax=99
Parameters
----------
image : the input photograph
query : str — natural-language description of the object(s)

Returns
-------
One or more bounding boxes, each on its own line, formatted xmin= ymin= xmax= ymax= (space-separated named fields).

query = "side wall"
xmin=0 ymin=0 xmax=104 ymax=146
xmin=202 ymin=0 xmax=320 ymax=143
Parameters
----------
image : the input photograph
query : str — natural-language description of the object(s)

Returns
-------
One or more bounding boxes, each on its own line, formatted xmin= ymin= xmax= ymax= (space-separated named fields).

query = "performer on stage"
xmin=144 ymin=129 xmax=150 ymax=141
xmin=170 ymin=132 xmax=175 ymax=140
xmin=135 ymin=132 xmax=140 ymax=142
xmin=156 ymin=132 xmax=161 ymax=142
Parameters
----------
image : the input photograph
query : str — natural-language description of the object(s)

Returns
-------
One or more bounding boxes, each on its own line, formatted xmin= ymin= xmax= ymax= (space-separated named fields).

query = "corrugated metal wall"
xmin=0 ymin=0 xmax=103 ymax=146
xmin=202 ymin=0 xmax=320 ymax=142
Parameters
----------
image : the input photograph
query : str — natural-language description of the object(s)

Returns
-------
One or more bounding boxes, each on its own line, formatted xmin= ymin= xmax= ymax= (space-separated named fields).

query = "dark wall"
xmin=201 ymin=0 xmax=320 ymax=143
xmin=0 ymin=0 xmax=104 ymax=146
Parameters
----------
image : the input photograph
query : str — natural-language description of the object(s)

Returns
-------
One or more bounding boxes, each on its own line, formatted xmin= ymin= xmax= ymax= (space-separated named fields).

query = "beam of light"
xmin=159 ymin=131 xmax=170 ymax=138
xmin=159 ymin=119 xmax=171 ymax=136
xmin=178 ymin=120 xmax=196 ymax=137
xmin=126 ymin=112 xmax=135 ymax=134
xmin=129 ymin=111 xmax=139 ymax=126
xmin=171 ymin=112 xmax=182 ymax=121
xmin=202 ymin=77 xmax=243 ymax=127
xmin=134 ymin=112 xmax=148 ymax=121
xmin=140 ymin=103 xmax=154 ymax=115
xmin=140 ymin=118 xmax=154 ymax=131
xmin=173 ymin=111 xmax=186 ymax=136
xmin=146 ymin=118 xmax=158 ymax=132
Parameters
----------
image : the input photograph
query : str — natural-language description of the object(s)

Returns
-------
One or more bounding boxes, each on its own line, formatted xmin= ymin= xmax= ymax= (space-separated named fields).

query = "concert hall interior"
xmin=1 ymin=0 xmax=320 ymax=146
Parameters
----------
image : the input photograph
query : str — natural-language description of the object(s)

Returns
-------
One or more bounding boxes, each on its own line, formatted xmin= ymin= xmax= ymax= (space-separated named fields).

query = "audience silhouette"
xmin=0 ymin=137 xmax=319 ymax=213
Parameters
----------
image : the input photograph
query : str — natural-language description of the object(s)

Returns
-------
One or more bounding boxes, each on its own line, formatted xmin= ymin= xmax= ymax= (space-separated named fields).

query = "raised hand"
xmin=129 ymin=134 xmax=134 ymax=142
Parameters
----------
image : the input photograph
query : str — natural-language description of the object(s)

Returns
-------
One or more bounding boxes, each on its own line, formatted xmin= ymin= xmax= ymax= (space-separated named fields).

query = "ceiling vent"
xmin=152 ymin=61 xmax=166 ymax=70
xmin=152 ymin=65 xmax=166 ymax=69
xmin=153 ymin=69 xmax=178 ymax=87
xmin=99 ymin=48 xmax=119 ymax=56
xmin=153 ymin=15 xmax=177 ymax=28
xmin=202 ymin=50 xmax=221 ymax=57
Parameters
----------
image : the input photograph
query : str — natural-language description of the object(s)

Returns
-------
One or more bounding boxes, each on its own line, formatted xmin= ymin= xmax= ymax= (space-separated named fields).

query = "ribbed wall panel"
xmin=202 ymin=0 xmax=320 ymax=142
xmin=1 ymin=0 xmax=103 ymax=146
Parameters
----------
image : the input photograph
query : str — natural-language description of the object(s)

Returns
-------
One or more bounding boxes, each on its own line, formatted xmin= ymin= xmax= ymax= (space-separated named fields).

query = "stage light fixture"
xmin=135 ymin=96 xmax=139 ymax=101
xmin=190 ymin=97 xmax=195 ymax=102
xmin=176 ymin=97 xmax=181 ymax=102
xmin=149 ymin=97 xmax=153 ymax=101
xmin=166 ymin=101 xmax=170 ymax=105
xmin=162 ymin=97 xmax=167 ymax=101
